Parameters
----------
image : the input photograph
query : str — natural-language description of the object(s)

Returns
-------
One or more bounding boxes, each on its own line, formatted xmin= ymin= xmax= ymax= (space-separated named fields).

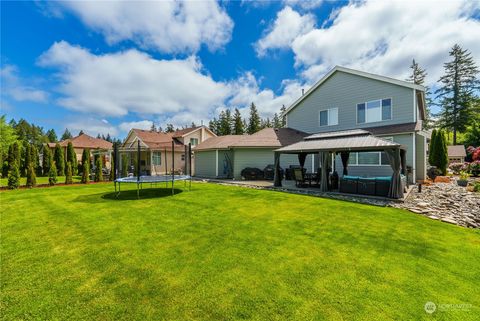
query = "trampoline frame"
xmin=113 ymin=140 xmax=193 ymax=198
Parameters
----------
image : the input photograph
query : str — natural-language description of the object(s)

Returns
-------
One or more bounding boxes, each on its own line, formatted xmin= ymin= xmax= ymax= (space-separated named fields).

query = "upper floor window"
xmin=319 ymin=108 xmax=338 ymax=127
xmin=357 ymin=98 xmax=392 ymax=123
xmin=190 ymin=138 xmax=199 ymax=146
xmin=152 ymin=152 xmax=161 ymax=165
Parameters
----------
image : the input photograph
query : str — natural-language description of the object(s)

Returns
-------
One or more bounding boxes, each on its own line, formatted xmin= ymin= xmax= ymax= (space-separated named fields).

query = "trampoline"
xmin=112 ymin=139 xmax=193 ymax=198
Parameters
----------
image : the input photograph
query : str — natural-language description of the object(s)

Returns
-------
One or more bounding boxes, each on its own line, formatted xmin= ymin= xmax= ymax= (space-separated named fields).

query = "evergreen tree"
xmin=81 ymin=148 xmax=90 ymax=175
xmin=464 ymin=120 xmax=480 ymax=147
xmin=209 ymin=118 xmax=219 ymax=135
xmin=66 ymin=142 xmax=77 ymax=175
xmin=42 ymin=146 xmax=52 ymax=176
xmin=97 ymin=134 xmax=101 ymax=139
xmin=435 ymin=44 xmax=479 ymax=144
xmin=49 ymin=162 xmax=57 ymax=186
xmin=434 ymin=130 xmax=449 ymax=175
xmin=150 ymin=123 xmax=157 ymax=132
xmin=65 ymin=162 xmax=73 ymax=184
xmin=0 ymin=116 xmax=17 ymax=169
xmin=23 ymin=144 xmax=31 ymax=177
xmin=61 ymin=128 xmax=73 ymax=141
xmin=79 ymin=130 xmax=84 ymax=135
xmin=280 ymin=105 xmax=287 ymax=127
xmin=218 ymin=110 xmax=232 ymax=135
xmin=29 ymin=145 xmax=40 ymax=175
xmin=247 ymin=103 xmax=261 ymax=134
xmin=105 ymin=133 xmax=112 ymax=142
xmin=94 ymin=157 xmax=103 ymax=182
xmin=7 ymin=162 xmax=20 ymax=189
xmin=26 ymin=163 xmax=36 ymax=188
xmin=272 ymin=113 xmax=281 ymax=128
xmin=46 ymin=129 xmax=57 ymax=142
xmin=109 ymin=150 xmax=115 ymax=181
xmin=121 ymin=154 xmax=128 ymax=177
xmin=6 ymin=141 xmax=21 ymax=174
xmin=81 ymin=159 xmax=90 ymax=184
xmin=191 ymin=122 xmax=196 ymax=128
xmin=428 ymin=129 xmax=437 ymax=166
xmin=165 ymin=124 xmax=175 ymax=133
xmin=232 ymin=108 xmax=244 ymax=135
xmin=407 ymin=59 xmax=433 ymax=129
xmin=53 ymin=143 xmax=65 ymax=176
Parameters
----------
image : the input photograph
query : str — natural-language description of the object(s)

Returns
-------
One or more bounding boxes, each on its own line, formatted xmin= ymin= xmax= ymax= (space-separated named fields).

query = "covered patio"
xmin=273 ymin=129 xmax=408 ymax=199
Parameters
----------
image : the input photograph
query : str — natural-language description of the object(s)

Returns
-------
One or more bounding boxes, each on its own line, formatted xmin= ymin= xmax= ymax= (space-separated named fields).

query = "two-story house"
xmin=283 ymin=66 xmax=428 ymax=183
xmin=121 ymin=126 xmax=216 ymax=175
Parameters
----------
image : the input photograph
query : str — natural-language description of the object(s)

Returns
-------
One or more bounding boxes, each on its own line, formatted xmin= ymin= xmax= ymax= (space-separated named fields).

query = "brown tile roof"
xmin=194 ymin=128 xmax=308 ymax=151
xmin=48 ymin=134 xmax=112 ymax=149
xmin=448 ymin=145 xmax=466 ymax=157
xmin=129 ymin=129 xmax=184 ymax=150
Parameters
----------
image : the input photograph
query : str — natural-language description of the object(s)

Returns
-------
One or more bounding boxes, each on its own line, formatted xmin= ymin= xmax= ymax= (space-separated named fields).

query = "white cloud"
xmin=289 ymin=0 xmax=480 ymax=86
xmin=0 ymin=65 xmax=49 ymax=103
xmin=66 ymin=118 xmax=119 ymax=137
xmin=256 ymin=6 xmax=316 ymax=56
xmin=283 ymin=0 xmax=324 ymax=10
xmin=38 ymin=41 xmax=230 ymax=118
xmin=118 ymin=120 xmax=153 ymax=133
xmin=55 ymin=1 xmax=233 ymax=54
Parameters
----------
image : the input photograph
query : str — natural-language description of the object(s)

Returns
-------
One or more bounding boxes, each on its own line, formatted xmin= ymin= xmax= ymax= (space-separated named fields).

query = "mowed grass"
xmin=1 ymin=183 xmax=479 ymax=320
xmin=0 ymin=175 xmax=82 ymax=187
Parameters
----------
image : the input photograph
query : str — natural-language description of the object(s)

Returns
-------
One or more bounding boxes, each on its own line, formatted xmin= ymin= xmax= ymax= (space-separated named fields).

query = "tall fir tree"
xmin=23 ymin=144 xmax=31 ymax=177
xmin=53 ymin=143 xmax=65 ymax=176
xmin=280 ymin=105 xmax=287 ymax=127
xmin=65 ymin=162 xmax=73 ymax=184
xmin=247 ymin=103 xmax=261 ymax=134
xmin=26 ymin=163 xmax=36 ymax=188
xmin=150 ymin=123 xmax=157 ymax=132
xmin=232 ymin=108 xmax=244 ymax=135
xmin=61 ymin=128 xmax=73 ymax=141
xmin=435 ymin=130 xmax=449 ymax=175
xmin=218 ymin=110 xmax=232 ymax=135
xmin=66 ymin=142 xmax=77 ymax=175
xmin=94 ymin=157 xmax=103 ymax=182
xmin=42 ymin=146 xmax=52 ymax=176
xmin=165 ymin=124 xmax=175 ymax=133
xmin=208 ymin=118 xmax=219 ymax=135
xmin=0 ymin=116 xmax=17 ymax=169
xmin=272 ymin=113 xmax=282 ymax=128
xmin=46 ymin=129 xmax=57 ymax=142
xmin=407 ymin=59 xmax=433 ymax=129
xmin=435 ymin=44 xmax=479 ymax=144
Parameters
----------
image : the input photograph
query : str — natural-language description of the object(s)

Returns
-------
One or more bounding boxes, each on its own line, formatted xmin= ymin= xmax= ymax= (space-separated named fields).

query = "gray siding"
xmin=217 ymin=150 xmax=233 ymax=178
xmin=194 ymin=150 xmax=217 ymax=178
xmin=415 ymin=133 xmax=427 ymax=181
xmin=334 ymin=133 xmax=415 ymax=182
xmin=287 ymin=71 xmax=415 ymax=133
xmin=233 ymin=148 xmax=308 ymax=179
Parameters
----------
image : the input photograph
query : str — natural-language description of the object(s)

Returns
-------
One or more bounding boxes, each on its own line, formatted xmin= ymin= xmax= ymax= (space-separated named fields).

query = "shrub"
xmin=81 ymin=148 xmax=90 ymax=175
xmin=94 ymin=157 xmax=103 ymax=182
xmin=42 ymin=146 xmax=52 ymax=176
xmin=66 ymin=142 xmax=77 ymax=175
xmin=109 ymin=152 xmax=115 ymax=181
xmin=26 ymin=163 xmax=36 ymax=188
xmin=473 ymin=181 xmax=480 ymax=193
xmin=473 ymin=148 xmax=480 ymax=161
xmin=81 ymin=159 xmax=90 ymax=184
xmin=467 ymin=160 xmax=480 ymax=177
xmin=448 ymin=162 xmax=464 ymax=175
xmin=427 ymin=166 xmax=442 ymax=180
xmin=7 ymin=162 xmax=20 ymax=189
xmin=65 ymin=162 xmax=73 ymax=184
xmin=49 ymin=162 xmax=57 ymax=186
xmin=459 ymin=170 xmax=470 ymax=181
xmin=433 ymin=130 xmax=448 ymax=175
xmin=54 ymin=143 xmax=65 ymax=176
xmin=428 ymin=129 xmax=437 ymax=165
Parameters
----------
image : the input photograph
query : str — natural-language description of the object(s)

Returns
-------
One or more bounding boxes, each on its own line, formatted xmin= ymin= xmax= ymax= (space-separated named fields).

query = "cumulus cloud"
xmin=118 ymin=120 xmax=153 ymax=132
xmin=66 ymin=118 xmax=119 ymax=137
xmin=255 ymin=6 xmax=316 ymax=56
xmin=0 ymin=65 xmax=49 ymax=103
xmin=289 ymin=0 xmax=480 ymax=85
xmin=55 ymin=1 xmax=233 ymax=54
xmin=38 ymin=41 xmax=230 ymax=118
xmin=283 ymin=0 xmax=324 ymax=10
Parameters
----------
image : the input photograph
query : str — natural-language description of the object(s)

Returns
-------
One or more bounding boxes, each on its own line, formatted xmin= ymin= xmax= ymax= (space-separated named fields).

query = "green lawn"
xmin=0 ymin=175 xmax=82 ymax=187
xmin=1 ymin=183 xmax=479 ymax=320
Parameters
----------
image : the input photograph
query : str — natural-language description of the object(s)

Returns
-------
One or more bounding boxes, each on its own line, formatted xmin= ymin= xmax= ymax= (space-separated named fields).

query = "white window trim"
xmin=349 ymin=137 xmax=393 ymax=166
xmin=319 ymin=108 xmax=339 ymax=127
xmin=356 ymin=97 xmax=393 ymax=124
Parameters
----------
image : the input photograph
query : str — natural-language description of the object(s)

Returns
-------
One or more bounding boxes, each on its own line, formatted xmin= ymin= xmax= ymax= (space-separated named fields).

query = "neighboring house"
xmin=47 ymin=133 xmax=113 ymax=168
xmin=283 ymin=66 xmax=429 ymax=183
xmin=447 ymin=145 xmax=466 ymax=164
xmin=194 ymin=128 xmax=308 ymax=179
xmin=122 ymin=126 xmax=215 ymax=175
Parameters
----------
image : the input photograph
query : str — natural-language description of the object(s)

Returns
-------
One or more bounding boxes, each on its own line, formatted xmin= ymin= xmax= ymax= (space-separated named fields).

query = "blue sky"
xmin=1 ymin=0 xmax=479 ymax=139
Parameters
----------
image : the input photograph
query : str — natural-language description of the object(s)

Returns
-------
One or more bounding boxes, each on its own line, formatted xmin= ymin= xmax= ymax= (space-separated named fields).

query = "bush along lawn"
xmin=0 ymin=175 xmax=83 ymax=188
xmin=1 ymin=183 xmax=479 ymax=320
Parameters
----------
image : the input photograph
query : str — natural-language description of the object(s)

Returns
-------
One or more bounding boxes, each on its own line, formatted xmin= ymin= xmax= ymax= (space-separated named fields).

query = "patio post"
xmin=340 ymin=152 xmax=350 ymax=175
xmin=273 ymin=152 xmax=282 ymax=187
xmin=319 ymin=151 xmax=329 ymax=192
xmin=386 ymin=147 xmax=404 ymax=199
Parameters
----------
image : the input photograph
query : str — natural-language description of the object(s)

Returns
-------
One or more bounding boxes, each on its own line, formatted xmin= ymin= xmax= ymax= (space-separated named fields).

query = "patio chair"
xmin=293 ymin=168 xmax=307 ymax=187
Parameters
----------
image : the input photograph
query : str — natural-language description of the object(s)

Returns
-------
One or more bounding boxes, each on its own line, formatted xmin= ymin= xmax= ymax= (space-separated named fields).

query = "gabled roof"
xmin=172 ymin=125 xmax=216 ymax=138
xmin=284 ymin=65 xmax=426 ymax=115
xmin=47 ymin=133 xmax=112 ymax=149
xmin=194 ymin=128 xmax=308 ymax=151
xmin=125 ymin=129 xmax=183 ymax=150
xmin=447 ymin=145 xmax=466 ymax=157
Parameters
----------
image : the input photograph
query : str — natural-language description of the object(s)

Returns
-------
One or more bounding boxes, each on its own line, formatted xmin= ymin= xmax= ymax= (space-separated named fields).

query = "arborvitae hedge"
xmin=49 ymin=162 xmax=57 ymax=186
xmin=42 ymin=147 xmax=52 ymax=176
xmin=66 ymin=142 xmax=77 ymax=175
xmin=65 ymin=161 xmax=73 ymax=184
xmin=81 ymin=159 xmax=90 ymax=184
xmin=54 ymin=144 xmax=65 ymax=176
xmin=95 ymin=157 xmax=103 ymax=182
xmin=8 ymin=162 xmax=20 ymax=189
xmin=23 ymin=144 xmax=31 ymax=177
xmin=81 ymin=148 xmax=90 ymax=175
xmin=435 ymin=130 xmax=449 ymax=175
xmin=428 ymin=129 xmax=437 ymax=166
xmin=109 ymin=152 xmax=115 ymax=181
xmin=26 ymin=163 xmax=36 ymax=188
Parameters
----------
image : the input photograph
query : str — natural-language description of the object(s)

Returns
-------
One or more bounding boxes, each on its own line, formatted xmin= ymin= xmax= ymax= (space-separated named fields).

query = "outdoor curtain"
xmin=340 ymin=152 xmax=350 ymax=175
xmin=386 ymin=148 xmax=403 ymax=199
xmin=273 ymin=152 xmax=282 ymax=187
xmin=319 ymin=151 xmax=329 ymax=192
xmin=298 ymin=153 xmax=307 ymax=169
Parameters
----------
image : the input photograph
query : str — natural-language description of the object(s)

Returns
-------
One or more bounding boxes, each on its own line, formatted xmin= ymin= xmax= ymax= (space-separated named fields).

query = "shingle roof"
xmin=447 ymin=145 xmax=466 ymax=157
xmin=48 ymin=134 xmax=112 ymax=149
xmin=129 ymin=129 xmax=184 ymax=150
xmin=194 ymin=128 xmax=308 ymax=151
xmin=172 ymin=126 xmax=201 ymax=138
